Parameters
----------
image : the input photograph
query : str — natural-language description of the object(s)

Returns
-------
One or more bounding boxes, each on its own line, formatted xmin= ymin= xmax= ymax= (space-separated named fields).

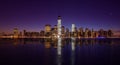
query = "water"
xmin=0 ymin=38 xmax=120 ymax=65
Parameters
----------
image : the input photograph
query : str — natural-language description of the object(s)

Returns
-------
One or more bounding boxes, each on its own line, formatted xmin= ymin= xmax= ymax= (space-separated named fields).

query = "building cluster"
xmin=0 ymin=16 xmax=113 ymax=38
xmin=9 ymin=26 xmax=112 ymax=38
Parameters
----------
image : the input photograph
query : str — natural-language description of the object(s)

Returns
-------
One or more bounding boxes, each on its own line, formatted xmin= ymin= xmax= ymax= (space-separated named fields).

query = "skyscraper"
xmin=13 ymin=28 xmax=19 ymax=38
xmin=72 ymin=24 xmax=75 ymax=32
xmin=57 ymin=16 xmax=62 ymax=38
xmin=45 ymin=24 xmax=51 ymax=33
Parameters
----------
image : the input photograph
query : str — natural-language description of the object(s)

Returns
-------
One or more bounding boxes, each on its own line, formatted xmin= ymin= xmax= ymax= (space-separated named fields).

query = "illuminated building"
xmin=98 ymin=29 xmax=104 ymax=37
xmin=45 ymin=24 xmax=51 ymax=33
xmin=57 ymin=16 xmax=62 ymax=38
xmin=71 ymin=24 xmax=75 ymax=37
xmin=65 ymin=28 xmax=70 ymax=37
xmin=61 ymin=26 xmax=65 ymax=37
xmin=74 ymin=27 xmax=78 ymax=37
xmin=54 ymin=25 xmax=57 ymax=30
xmin=23 ymin=30 xmax=26 ymax=36
xmin=45 ymin=24 xmax=51 ymax=37
xmin=40 ymin=30 xmax=45 ymax=37
xmin=19 ymin=32 xmax=22 ymax=38
xmin=91 ymin=28 xmax=94 ymax=38
xmin=88 ymin=30 xmax=91 ymax=38
xmin=72 ymin=24 xmax=75 ymax=32
xmin=94 ymin=31 xmax=99 ymax=38
xmin=107 ymin=29 xmax=113 ymax=37
xmin=78 ymin=27 xmax=84 ymax=38
xmin=13 ymin=28 xmax=19 ymax=38
xmin=0 ymin=16 xmax=115 ymax=38
xmin=85 ymin=28 xmax=89 ymax=38
xmin=54 ymin=25 xmax=57 ymax=34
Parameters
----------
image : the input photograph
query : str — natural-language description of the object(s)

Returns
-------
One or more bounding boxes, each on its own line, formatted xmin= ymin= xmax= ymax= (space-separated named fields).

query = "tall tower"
xmin=57 ymin=16 xmax=62 ymax=38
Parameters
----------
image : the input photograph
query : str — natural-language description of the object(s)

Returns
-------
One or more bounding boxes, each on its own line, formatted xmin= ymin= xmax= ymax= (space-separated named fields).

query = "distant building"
xmin=74 ymin=27 xmax=78 ymax=37
xmin=107 ymin=29 xmax=113 ymax=37
xmin=23 ymin=30 xmax=26 ymax=36
xmin=85 ymin=28 xmax=89 ymax=38
xmin=13 ymin=28 xmax=19 ymax=38
xmin=65 ymin=28 xmax=70 ymax=38
xmin=71 ymin=24 xmax=75 ymax=37
xmin=98 ymin=29 xmax=104 ymax=37
xmin=72 ymin=24 xmax=75 ymax=32
xmin=44 ymin=24 xmax=51 ymax=37
xmin=94 ymin=31 xmax=99 ymax=38
xmin=40 ymin=30 xmax=45 ymax=37
xmin=78 ymin=27 xmax=84 ymax=38
xmin=61 ymin=26 xmax=65 ymax=37
xmin=91 ymin=28 xmax=94 ymax=38
xmin=3 ymin=16 xmax=115 ymax=38
xmin=54 ymin=25 xmax=57 ymax=30
xmin=45 ymin=24 xmax=51 ymax=33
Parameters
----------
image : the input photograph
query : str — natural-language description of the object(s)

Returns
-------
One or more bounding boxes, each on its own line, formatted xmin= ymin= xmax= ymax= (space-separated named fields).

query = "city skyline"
xmin=0 ymin=16 xmax=119 ymax=35
xmin=0 ymin=0 xmax=120 ymax=33
xmin=0 ymin=16 xmax=115 ymax=38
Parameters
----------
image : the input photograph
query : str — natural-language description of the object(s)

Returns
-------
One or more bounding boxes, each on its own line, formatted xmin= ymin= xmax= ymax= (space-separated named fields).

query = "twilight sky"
xmin=0 ymin=0 xmax=120 ymax=33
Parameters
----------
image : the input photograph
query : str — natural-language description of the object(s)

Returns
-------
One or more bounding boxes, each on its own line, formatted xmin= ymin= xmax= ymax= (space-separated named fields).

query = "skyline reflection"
xmin=0 ymin=38 xmax=118 ymax=47
xmin=0 ymin=38 xmax=120 ymax=65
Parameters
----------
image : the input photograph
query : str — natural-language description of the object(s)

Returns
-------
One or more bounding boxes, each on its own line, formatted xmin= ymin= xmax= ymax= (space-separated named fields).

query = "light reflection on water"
xmin=0 ymin=38 xmax=120 ymax=65
xmin=57 ymin=37 xmax=62 ymax=65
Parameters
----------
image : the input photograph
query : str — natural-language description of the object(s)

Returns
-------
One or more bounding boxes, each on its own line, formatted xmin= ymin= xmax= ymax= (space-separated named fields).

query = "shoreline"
xmin=0 ymin=37 xmax=120 ymax=39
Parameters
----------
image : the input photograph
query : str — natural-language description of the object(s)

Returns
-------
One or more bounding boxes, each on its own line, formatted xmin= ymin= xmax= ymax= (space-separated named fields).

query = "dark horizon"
xmin=0 ymin=0 xmax=120 ymax=33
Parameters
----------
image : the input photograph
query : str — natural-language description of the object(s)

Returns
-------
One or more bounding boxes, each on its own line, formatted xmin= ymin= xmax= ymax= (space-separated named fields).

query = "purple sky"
xmin=0 ymin=0 xmax=120 ymax=33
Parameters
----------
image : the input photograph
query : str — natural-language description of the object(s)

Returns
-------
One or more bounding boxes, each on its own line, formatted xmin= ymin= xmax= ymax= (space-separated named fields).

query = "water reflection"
xmin=57 ymin=55 xmax=62 ymax=65
xmin=71 ymin=51 xmax=75 ymax=65
xmin=0 ymin=38 xmax=119 ymax=47
xmin=0 ymin=38 xmax=120 ymax=65
xmin=57 ymin=38 xmax=62 ymax=65
xmin=71 ymin=37 xmax=75 ymax=51
xmin=57 ymin=38 xmax=62 ymax=55
xmin=71 ymin=37 xmax=75 ymax=65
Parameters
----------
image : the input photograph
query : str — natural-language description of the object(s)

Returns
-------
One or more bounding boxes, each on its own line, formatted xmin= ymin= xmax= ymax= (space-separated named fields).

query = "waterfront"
xmin=0 ymin=38 xmax=120 ymax=65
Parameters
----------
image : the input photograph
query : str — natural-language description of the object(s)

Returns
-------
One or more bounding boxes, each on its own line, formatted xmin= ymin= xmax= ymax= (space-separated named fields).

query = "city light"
xmin=0 ymin=16 xmax=116 ymax=39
